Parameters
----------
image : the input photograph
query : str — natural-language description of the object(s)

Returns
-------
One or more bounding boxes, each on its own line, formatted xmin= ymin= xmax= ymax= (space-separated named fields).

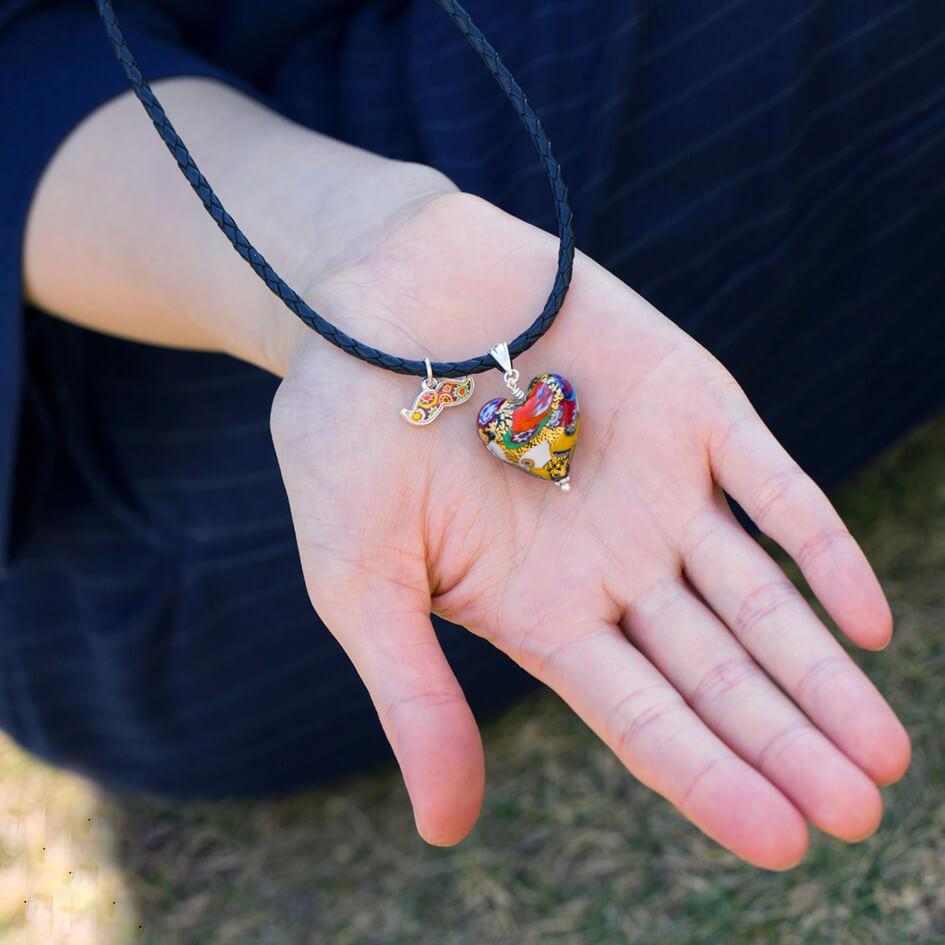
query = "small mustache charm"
xmin=401 ymin=360 xmax=474 ymax=425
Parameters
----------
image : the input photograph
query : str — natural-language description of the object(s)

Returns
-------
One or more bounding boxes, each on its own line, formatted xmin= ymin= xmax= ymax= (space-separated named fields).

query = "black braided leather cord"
xmin=93 ymin=0 xmax=575 ymax=378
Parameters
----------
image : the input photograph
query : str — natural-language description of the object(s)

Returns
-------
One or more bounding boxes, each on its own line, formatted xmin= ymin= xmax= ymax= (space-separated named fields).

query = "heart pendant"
xmin=476 ymin=372 xmax=580 ymax=489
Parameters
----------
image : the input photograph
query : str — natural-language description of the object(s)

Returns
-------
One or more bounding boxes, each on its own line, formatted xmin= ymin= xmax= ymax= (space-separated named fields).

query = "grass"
xmin=1 ymin=410 xmax=944 ymax=944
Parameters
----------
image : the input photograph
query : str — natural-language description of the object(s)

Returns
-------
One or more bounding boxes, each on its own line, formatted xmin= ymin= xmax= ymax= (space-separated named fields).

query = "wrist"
xmin=201 ymin=147 xmax=461 ymax=377
xmin=22 ymin=73 xmax=462 ymax=378
xmin=129 ymin=78 xmax=461 ymax=376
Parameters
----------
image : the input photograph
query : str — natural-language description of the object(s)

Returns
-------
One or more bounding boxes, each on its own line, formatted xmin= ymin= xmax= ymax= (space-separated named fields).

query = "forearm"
xmin=22 ymin=76 xmax=458 ymax=376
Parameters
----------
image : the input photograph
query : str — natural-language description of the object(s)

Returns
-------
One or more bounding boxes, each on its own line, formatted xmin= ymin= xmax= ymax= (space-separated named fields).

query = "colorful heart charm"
xmin=476 ymin=373 xmax=579 ymax=487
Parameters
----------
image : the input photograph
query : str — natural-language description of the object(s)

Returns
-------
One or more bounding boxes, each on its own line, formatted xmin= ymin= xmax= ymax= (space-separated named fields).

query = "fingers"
xmin=318 ymin=593 xmax=485 ymax=846
xmin=708 ymin=404 xmax=893 ymax=650
xmin=680 ymin=507 xmax=911 ymax=786
xmin=523 ymin=622 xmax=809 ymax=870
xmin=624 ymin=578 xmax=883 ymax=842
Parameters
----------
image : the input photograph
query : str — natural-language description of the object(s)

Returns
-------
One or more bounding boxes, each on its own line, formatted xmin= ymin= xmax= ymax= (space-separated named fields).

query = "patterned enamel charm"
xmin=401 ymin=358 xmax=474 ymax=425
xmin=401 ymin=375 xmax=474 ymax=425
xmin=477 ymin=370 xmax=579 ymax=490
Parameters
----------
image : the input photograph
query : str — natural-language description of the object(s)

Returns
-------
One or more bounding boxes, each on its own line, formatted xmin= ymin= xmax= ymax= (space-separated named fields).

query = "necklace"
xmin=95 ymin=0 xmax=580 ymax=491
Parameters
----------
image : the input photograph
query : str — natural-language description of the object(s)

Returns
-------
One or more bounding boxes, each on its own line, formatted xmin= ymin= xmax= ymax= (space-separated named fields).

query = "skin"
xmin=24 ymin=78 xmax=910 ymax=871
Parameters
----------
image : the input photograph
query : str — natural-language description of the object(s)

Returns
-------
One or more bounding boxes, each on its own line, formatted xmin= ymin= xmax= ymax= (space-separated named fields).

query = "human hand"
xmin=269 ymin=191 xmax=910 ymax=871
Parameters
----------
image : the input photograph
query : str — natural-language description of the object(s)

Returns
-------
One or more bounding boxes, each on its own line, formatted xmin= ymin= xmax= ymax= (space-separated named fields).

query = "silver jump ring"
xmin=423 ymin=357 xmax=437 ymax=390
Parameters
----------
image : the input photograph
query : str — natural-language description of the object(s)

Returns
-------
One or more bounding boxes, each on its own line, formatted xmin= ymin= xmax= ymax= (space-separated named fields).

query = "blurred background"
xmin=2 ymin=409 xmax=943 ymax=945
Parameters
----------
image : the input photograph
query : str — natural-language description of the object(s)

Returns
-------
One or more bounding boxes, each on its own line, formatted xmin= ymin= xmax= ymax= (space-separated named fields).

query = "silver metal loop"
xmin=490 ymin=342 xmax=527 ymax=400
xmin=503 ymin=369 xmax=526 ymax=399
xmin=422 ymin=357 xmax=437 ymax=390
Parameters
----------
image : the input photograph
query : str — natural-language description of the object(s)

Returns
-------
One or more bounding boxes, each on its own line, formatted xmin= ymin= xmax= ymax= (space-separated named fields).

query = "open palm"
xmin=269 ymin=191 xmax=909 ymax=870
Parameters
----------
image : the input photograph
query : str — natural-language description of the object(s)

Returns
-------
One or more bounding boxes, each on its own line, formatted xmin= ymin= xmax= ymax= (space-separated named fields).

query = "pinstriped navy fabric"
xmin=0 ymin=0 xmax=943 ymax=799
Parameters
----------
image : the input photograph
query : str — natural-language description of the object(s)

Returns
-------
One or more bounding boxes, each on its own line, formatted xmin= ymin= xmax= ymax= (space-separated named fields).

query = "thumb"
xmin=318 ymin=588 xmax=485 ymax=846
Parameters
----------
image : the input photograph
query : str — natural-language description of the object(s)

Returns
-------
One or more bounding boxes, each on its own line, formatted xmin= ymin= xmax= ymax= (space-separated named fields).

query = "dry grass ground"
xmin=1 ymin=411 xmax=943 ymax=945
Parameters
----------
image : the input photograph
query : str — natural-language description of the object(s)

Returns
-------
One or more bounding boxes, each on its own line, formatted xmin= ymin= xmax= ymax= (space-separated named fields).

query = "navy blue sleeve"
xmin=0 ymin=1 xmax=266 ymax=573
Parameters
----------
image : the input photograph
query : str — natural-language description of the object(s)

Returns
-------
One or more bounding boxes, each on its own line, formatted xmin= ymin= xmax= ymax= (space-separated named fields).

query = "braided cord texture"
xmin=93 ymin=0 xmax=575 ymax=378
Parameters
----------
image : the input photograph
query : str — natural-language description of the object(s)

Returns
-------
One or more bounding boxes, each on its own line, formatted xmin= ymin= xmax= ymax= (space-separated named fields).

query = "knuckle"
xmin=732 ymin=580 xmax=800 ymax=641
xmin=793 ymin=655 xmax=857 ymax=706
xmin=610 ymin=692 xmax=689 ymax=761
xmin=794 ymin=526 xmax=855 ymax=574
xmin=689 ymin=657 xmax=764 ymax=714
xmin=755 ymin=720 xmax=817 ymax=774
xmin=677 ymin=507 xmax=726 ymax=562
xmin=680 ymin=755 xmax=734 ymax=814
xmin=746 ymin=465 xmax=810 ymax=532
xmin=629 ymin=575 xmax=690 ymax=634
xmin=631 ymin=575 xmax=686 ymax=621
xmin=528 ymin=624 xmax=616 ymax=683
xmin=530 ymin=634 xmax=568 ymax=681
xmin=382 ymin=688 xmax=465 ymax=723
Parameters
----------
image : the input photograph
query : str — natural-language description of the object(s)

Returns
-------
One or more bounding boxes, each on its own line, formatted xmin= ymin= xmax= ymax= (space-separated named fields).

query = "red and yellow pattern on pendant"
xmin=476 ymin=372 xmax=579 ymax=484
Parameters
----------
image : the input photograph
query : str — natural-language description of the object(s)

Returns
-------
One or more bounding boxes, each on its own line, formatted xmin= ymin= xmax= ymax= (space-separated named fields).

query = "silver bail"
xmin=489 ymin=342 xmax=527 ymax=400
xmin=422 ymin=357 xmax=436 ymax=389
xmin=489 ymin=341 xmax=514 ymax=375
